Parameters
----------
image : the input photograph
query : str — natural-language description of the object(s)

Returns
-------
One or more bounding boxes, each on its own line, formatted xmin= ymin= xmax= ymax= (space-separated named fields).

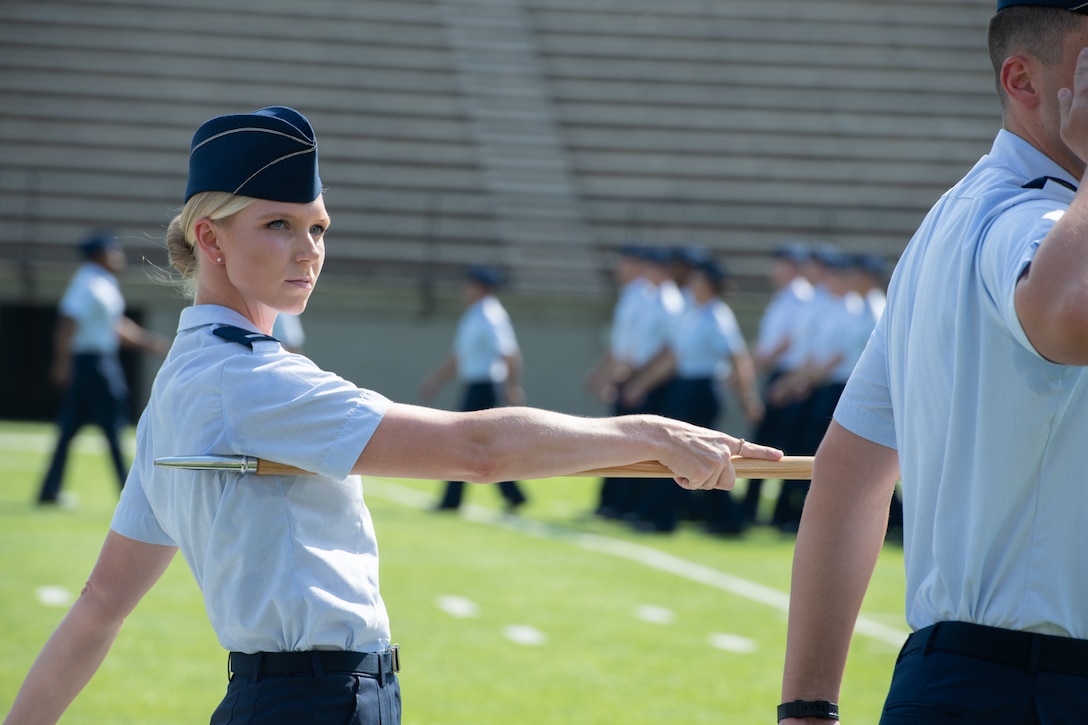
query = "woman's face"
xmin=200 ymin=197 xmax=330 ymax=329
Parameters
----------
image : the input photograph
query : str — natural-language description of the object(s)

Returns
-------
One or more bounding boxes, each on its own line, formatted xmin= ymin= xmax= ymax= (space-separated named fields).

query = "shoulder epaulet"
xmin=1022 ymin=176 xmax=1077 ymax=193
xmin=212 ymin=325 xmax=281 ymax=349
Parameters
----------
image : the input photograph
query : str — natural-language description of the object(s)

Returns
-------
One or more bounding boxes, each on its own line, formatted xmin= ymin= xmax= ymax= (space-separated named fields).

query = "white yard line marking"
xmin=503 ymin=624 xmax=546 ymax=646
xmin=436 ymin=594 xmax=480 ymax=618
xmin=635 ymin=604 xmax=675 ymax=625
xmin=364 ymin=479 xmax=909 ymax=648
xmin=0 ymin=431 xmax=135 ymax=455
xmin=709 ymin=632 xmax=758 ymax=654
xmin=35 ymin=585 xmax=73 ymax=607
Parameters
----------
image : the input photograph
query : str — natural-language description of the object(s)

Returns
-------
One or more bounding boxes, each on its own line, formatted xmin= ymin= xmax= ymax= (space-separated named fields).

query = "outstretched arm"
xmin=4 ymin=532 xmax=177 ymax=725
xmin=780 ymin=421 xmax=899 ymax=723
xmin=354 ymin=402 xmax=782 ymax=491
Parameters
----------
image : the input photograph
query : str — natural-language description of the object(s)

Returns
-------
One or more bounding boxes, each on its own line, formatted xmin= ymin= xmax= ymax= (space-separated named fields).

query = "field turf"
xmin=0 ymin=421 xmax=906 ymax=724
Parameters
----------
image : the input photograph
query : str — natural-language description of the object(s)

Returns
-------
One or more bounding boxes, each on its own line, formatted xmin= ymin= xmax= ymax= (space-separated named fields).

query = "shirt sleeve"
xmin=833 ymin=314 xmax=896 ymax=449
xmin=221 ymin=353 xmax=392 ymax=481
xmin=716 ymin=305 xmax=747 ymax=356
xmin=978 ymin=200 xmax=1062 ymax=357
xmin=58 ymin=269 xmax=89 ymax=320
xmin=110 ymin=420 xmax=177 ymax=546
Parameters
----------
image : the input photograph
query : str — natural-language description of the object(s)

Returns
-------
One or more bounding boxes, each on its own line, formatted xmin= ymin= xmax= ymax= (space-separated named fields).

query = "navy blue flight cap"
xmin=79 ymin=230 xmax=120 ymax=258
xmin=640 ymin=246 xmax=672 ymax=266
xmin=466 ymin=265 xmax=503 ymax=289
xmin=997 ymin=1 xmax=1088 ymax=12
xmin=772 ymin=242 xmax=811 ymax=265
xmin=812 ymin=244 xmax=850 ymax=270
xmin=670 ymin=244 xmax=710 ymax=266
xmin=693 ymin=256 xmax=728 ymax=286
xmin=184 ymin=106 xmax=322 ymax=204
xmin=851 ymin=253 xmax=886 ymax=277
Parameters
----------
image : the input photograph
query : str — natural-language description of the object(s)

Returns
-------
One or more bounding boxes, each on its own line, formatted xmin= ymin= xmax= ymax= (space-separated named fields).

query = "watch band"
xmin=777 ymin=699 xmax=840 ymax=721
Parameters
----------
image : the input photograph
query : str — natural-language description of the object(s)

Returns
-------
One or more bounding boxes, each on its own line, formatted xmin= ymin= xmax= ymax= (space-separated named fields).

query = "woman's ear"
xmin=193 ymin=217 xmax=224 ymax=264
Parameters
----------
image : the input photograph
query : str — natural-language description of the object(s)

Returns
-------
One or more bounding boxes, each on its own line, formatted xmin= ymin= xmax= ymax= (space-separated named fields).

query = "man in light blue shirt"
xmin=781 ymin=4 xmax=1088 ymax=724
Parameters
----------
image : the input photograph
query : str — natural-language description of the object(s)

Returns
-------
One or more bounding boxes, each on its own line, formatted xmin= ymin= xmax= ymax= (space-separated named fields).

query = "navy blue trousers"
xmin=38 ymin=353 xmax=129 ymax=502
xmin=631 ymin=377 xmax=744 ymax=533
xmin=596 ymin=379 xmax=672 ymax=520
xmin=881 ymin=623 xmax=1088 ymax=724
xmin=437 ymin=381 xmax=526 ymax=509
xmin=210 ymin=673 xmax=401 ymax=725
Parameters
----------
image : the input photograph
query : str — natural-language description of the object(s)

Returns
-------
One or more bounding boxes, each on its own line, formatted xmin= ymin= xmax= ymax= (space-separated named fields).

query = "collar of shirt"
xmin=177 ymin=304 xmax=259 ymax=336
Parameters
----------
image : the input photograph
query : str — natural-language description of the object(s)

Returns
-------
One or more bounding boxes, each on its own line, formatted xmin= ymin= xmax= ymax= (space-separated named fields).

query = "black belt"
xmin=902 ymin=622 xmax=1088 ymax=678
xmin=228 ymin=645 xmax=399 ymax=684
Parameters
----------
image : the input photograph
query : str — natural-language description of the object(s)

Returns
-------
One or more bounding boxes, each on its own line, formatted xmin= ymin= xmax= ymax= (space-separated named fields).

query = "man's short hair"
xmin=989 ymin=6 xmax=1085 ymax=107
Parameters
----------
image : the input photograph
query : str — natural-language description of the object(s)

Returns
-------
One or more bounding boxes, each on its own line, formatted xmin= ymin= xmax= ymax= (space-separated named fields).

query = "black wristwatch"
xmin=777 ymin=699 xmax=839 ymax=721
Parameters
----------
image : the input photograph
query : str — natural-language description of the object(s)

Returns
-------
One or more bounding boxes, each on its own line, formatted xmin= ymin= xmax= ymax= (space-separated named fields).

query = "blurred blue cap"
xmin=812 ymin=244 xmax=851 ymax=270
xmin=670 ymin=244 xmax=710 ymax=266
xmin=466 ymin=265 xmax=503 ymax=289
xmin=851 ymin=253 xmax=886 ymax=277
xmin=79 ymin=230 xmax=120 ymax=258
xmin=694 ymin=256 xmax=728 ymax=286
xmin=772 ymin=242 xmax=810 ymax=265
xmin=185 ymin=106 xmax=321 ymax=204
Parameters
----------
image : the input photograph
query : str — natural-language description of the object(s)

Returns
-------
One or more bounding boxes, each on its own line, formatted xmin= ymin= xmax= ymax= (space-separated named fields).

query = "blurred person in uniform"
xmin=850 ymin=252 xmax=888 ymax=324
xmin=612 ymin=245 xmax=687 ymax=519
xmin=668 ymin=243 xmax=710 ymax=307
xmin=623 ymin=256 xmax=763 ymax=534
xmin=793 ymin=248 xmax=875 ymax=457
xmin=3 ymin=106 xmax=783 ymax=725
xmin=584 ymin=244 xmax=656 ymax=519
xmin=36 ymin=231 xmax=167 ymax=506
xmin=847 ymin=251 xmax=904 ymax=538
xmin=742 ymin=243 xmax=814 ymax=525
xmin=420 ymin=265 xmax=528 ymax=512
xmin=765 ymin=242 xmax=857 ymax=531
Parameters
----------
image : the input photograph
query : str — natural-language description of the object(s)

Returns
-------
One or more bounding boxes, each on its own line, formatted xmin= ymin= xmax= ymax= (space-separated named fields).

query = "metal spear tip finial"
xmin=154 ymin=455 xmax=260 ymax=474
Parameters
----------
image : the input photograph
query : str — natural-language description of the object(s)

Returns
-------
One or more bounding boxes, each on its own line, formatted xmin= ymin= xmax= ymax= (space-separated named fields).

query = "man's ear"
xmin=1001 ymin=54 xmax=1042 ymax=109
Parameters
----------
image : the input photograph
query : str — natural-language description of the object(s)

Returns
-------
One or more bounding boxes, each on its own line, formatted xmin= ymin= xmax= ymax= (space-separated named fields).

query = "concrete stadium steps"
xmin=522 ymin=0 xmax=995 ymax=268
xmin=0 ymin=0 xmax=999 ymax=299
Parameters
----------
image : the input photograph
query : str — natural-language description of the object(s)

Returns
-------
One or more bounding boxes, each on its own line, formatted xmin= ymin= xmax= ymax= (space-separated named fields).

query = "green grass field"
xmin=0 ymin=420 xmax=907 ymax=724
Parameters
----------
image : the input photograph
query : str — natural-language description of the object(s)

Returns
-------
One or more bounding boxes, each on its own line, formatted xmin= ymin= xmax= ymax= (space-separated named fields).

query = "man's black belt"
xmin=228 ymin=645 xmax=399 ymax=682
xmin=902 ymin=622 xmax=1088 ymax=677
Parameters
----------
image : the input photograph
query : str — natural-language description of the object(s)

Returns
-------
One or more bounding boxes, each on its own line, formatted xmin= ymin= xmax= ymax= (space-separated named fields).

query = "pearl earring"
xmin=216 ymin=257 xmax=222 ymax=263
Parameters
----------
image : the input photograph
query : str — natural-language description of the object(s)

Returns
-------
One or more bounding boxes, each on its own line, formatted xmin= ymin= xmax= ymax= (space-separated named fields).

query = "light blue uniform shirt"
xmin=454 ymin=295 xmax=518 ymax=383
xmin=59 ymin=262 xmax=125 ymax=354
xmin=610 ymin=278 xmax=656 ymax=366
xmin=629 ymin=280 xmax=685 ymax=368
xmin=669 ymin=299 xmax=747 ymax=379
xmin=809 ymin=291 xmax=874 ymax=384
xmin=756 ymin=276 xmax=815 ymax=372
xmin=111 ymin=305 xmax=393 ymax=653
xmin=835 ymin=130 xmax=1088 ymax=637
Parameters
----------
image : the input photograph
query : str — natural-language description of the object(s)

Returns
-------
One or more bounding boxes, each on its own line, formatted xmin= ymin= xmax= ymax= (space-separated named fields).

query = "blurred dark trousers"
xmin=742 ymin=368 xmax=800 ymax=522
xmin=635 ymin=377 xmax=742 ymax=533
xmin=211 ymin=672 xmax=401 ymax=724
xmin=881 ymin=621 xmax=1088 ymax=724
xmin=770 ymin=381 xmax=844 ymax=529
xmin=38 ymin=353 xmax=129 ymax=502
xmin=597 ymin=379 xmax=671 ymax=519
xmin=437 ymin=381 xmax=525 ymax=509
